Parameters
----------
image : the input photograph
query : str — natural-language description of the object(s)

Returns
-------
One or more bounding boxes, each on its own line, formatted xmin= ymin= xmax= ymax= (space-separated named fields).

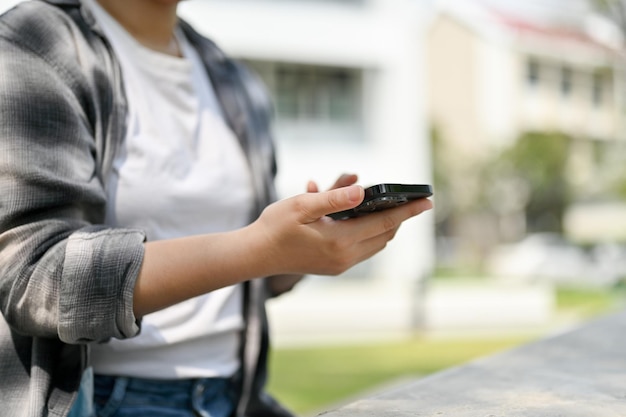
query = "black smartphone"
xmin=327 ymin=183 xmax=433 ymax=220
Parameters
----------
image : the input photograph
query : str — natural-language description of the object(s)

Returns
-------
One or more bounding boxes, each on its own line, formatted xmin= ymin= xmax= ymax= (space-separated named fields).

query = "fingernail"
xmin=346 ymin=185 xmax=362 ymax=203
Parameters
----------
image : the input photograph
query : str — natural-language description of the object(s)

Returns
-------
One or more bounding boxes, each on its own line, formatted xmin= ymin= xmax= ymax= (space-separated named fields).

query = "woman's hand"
xmin=249 ymin=181 xmax=433 ymax=277
xmin=266 ymin=173 xmax=360 ymax=295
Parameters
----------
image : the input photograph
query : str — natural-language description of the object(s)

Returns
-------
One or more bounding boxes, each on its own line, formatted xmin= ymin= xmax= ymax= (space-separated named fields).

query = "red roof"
xmin=487 ymin=7 xmax=616 ymax=51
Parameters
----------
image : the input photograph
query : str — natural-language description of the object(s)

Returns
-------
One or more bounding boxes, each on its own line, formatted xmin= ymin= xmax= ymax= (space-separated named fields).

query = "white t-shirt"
xmin=84 ymin=0 xmax=254 ymax=379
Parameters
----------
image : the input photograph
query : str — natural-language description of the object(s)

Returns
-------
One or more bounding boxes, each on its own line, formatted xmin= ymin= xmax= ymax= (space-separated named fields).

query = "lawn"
xmin=555 ymin=286 xmax=626 ymax=318
xmin=266 ymin=285 xmax=626 ymax=416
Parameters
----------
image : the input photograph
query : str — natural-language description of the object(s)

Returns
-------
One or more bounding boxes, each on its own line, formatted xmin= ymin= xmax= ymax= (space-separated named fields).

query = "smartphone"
xmin=327 ymin=183 xmax=433 ymax=220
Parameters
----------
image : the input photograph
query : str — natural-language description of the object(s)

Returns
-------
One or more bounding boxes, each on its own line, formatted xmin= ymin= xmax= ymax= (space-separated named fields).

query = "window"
xmin=274 ymin=63 xmax=361 ymax=123
xmin=526 ymin=58 xmax=540 ymax=87
xmin=592 ymin=72 xmax=604 ymax=107
xmin=561 ymin=66 xmax=573 ymax=98
xmin=244 ymin=60 xmax=364 ymax=142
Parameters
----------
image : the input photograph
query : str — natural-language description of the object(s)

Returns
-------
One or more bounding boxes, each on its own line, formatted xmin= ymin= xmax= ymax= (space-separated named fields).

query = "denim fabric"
xmin=67 ymin=368 xmax=95 ymax=417
xmin=93 ymin=374 xmax=238 ymax=417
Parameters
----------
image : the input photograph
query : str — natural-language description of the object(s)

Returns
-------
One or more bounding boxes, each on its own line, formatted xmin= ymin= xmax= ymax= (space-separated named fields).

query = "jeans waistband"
xmin=94 ymin=373 xmax=237 ymax=396
xmin=94 ymin=373 xmax=240 ymax=417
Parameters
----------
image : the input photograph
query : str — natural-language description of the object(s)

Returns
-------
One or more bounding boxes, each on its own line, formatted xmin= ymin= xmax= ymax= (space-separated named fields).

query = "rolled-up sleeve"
xmin=60 ymin=228 xmax=145 ymax=343
xmin=0 ymin=6 xmax=145 ymax=344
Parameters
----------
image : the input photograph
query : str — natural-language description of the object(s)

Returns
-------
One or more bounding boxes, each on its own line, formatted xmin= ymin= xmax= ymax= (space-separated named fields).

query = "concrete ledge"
xmin=317 ymin=309 xmax=626 ymax=416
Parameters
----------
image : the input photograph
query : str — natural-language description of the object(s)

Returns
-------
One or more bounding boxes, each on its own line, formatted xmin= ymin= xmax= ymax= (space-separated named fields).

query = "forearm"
xmin=134 ymin=226 xmax=268 ymax=317
xmin=134 ymin=227 xmax=304 ymax=317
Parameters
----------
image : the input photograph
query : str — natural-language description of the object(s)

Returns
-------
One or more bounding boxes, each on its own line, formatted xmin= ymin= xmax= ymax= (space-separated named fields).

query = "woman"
xmin=0 ymin=1 xmax=432 ymax=416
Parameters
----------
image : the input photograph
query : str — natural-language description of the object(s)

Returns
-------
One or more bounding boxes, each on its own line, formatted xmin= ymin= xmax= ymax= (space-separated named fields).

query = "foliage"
xmin=429 ymin=125 xmax=454 ymax=236
xmin=601 ymin=140 xmax=626 ymax=199
xmin=490 ymin=131 xmax=572 ymax=233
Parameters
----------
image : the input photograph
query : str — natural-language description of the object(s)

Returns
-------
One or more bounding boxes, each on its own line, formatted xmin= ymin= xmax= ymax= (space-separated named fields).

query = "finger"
xmin=293 ymin=185 xmax=364 ymax=223
xmin=412 ymin=198 xmax=434 ymax=212
xmin=347 ymin=198 xmax=433 ymax=240
xmin=329 ymin=173 xmax=358 ymax=190
xmin=307 ymin=180 xmax=319 ymax=193
xmin=382 ymin=198 xmax=433 ymax=225
xmin=343 ymin=226 xmax=399 ymax=268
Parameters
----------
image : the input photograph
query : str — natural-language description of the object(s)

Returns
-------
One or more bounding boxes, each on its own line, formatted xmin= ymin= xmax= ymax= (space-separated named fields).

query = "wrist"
xmin=235 ymin=222 xmax=283 ymax=279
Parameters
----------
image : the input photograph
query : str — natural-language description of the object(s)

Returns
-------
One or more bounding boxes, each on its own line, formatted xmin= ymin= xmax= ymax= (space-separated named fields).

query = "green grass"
xmin=555 ymin=286 xmax=626 ymax=318
xmin=266 ymin=336 xmax=532 ymax=415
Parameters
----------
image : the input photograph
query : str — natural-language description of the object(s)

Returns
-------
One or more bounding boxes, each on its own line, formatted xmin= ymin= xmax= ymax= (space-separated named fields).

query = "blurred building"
xmin=429 ymin=0 xmax=625 ymax=154
xmin=428 ymin=0 xmax=626 ymax=265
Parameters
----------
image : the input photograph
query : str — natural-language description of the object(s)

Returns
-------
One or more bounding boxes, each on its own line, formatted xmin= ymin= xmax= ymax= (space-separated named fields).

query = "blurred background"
xmin=3 ymin=0 xmax=626 ymax=415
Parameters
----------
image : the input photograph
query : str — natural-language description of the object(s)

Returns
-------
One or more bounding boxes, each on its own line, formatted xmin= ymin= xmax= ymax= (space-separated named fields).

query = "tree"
xmin=592 ymin=0 xmax=626 ymax=35
xmin=496 ymin=131 xmax=573 ymax=234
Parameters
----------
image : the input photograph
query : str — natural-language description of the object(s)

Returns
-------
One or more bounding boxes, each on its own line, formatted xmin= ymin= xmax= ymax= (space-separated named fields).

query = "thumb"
xmin=295 ymin=185 xmax=364 ymax=223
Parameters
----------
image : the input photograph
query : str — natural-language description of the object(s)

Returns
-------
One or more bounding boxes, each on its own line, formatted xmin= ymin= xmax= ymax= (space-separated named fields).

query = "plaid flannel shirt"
xmin=0 ymin=1 xmax=291 ymax=416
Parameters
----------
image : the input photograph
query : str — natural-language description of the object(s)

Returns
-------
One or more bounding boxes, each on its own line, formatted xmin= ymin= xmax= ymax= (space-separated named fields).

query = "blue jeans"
xmin=93 ymin=374 xmax=239 ymax=417
xmin=68 ymin=368 xmax=95 ymax=417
